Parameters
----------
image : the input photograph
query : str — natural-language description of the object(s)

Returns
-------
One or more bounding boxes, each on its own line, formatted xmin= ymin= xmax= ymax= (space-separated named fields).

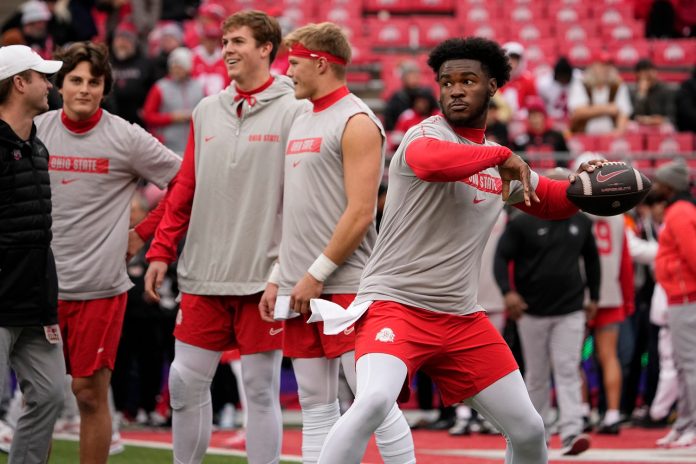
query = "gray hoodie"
xmin=178 ymin=76 xmax=308 ymax=295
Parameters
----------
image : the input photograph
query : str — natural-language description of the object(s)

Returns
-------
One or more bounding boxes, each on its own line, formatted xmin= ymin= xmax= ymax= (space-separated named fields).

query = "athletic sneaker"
xmin=561 ymin=433 xmax=591 ymax=456
xmin=596 ymin=421 xmax=620 ymax=435
xmin=0 ymin=420 xmax=13 ymax=453
xmin=670 ymin=430 xmax=696 ymax=448
xmin=656 ymin=429 xmax=681 ymax=448
xmin=53 ymin=417 xmax=80 ymax=436
xmin=448 ymin=418 xmax=471 ymax=436
xmin=219 ymin=404 xmax=236 ymax=430
xmin=109 ymin=432 xmax=125 ymax=455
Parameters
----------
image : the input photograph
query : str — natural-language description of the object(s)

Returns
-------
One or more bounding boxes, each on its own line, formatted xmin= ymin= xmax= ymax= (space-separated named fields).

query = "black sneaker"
xmin=582 ymin=416 xmax=593 ymax=432
xmin=597 ymin=422 xmax=620 ymax=435
xmin=561 ymin=433 xmax=591 ymax=456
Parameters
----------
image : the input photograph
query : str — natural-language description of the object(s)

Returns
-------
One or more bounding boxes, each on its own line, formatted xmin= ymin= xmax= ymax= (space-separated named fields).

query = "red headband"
xmin=288 ymin=43 xmax=348 ymax=66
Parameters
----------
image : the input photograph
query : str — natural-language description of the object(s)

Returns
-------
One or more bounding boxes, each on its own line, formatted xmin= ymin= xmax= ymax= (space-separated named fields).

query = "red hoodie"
xmin=655 ymin=198 xmax=696 ymax=304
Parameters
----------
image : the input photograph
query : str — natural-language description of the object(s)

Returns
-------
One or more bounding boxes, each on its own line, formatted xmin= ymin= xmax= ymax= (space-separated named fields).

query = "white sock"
xmin=582 ymin=403 xmax=591 ymax=417
xmin=456 ymin=405 xmax=472 ymax=420
xmin=604 ymin=409 xmax=620 ymax=425
xmin=169 ymin=341 xmax=221 ymax=464
xmin=241 ymin=351 xmax=283 ymax=464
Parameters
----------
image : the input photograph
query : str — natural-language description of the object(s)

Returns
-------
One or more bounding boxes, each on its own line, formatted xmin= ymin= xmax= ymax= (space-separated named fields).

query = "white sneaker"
xmin=670 ymin=430 xmax=696 ymax=448
xmin=656 ymin=429 xmax=681 ymax=447
xmin=135 ymin=409 xmax=148 ymax=425
xmin=109 ymin=432 xmax=125 ymax=455
xmin=0 ymin=420 xmax=13 ymax=453
xmin=149 ymin=411 xmax=167 ymax=427
xmin=53 ymin=417 xmax=80 ymax=436
xmin=219 ymin=404 xmax=236 ymax=430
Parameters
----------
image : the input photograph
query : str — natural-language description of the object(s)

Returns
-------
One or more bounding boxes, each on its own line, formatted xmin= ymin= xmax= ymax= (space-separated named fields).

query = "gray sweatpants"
xmin=517 ymin=311 xmax=586 ymax=442
xmin=0 ymin=326 xmax=65 ymax=464
xmin=668 ymin=303 xmax=696 ymax=434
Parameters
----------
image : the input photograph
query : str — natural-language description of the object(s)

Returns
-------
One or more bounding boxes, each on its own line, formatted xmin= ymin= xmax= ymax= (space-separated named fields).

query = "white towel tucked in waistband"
xmin=308 ymin=298 xmax=373 ymax=335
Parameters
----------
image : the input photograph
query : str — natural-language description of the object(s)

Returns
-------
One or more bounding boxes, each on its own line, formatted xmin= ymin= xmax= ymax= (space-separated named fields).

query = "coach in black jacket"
xmin=494 ymin=168 xmax=601 ymax=457
xmin=0 ymin=45 xmax=65 ymax=463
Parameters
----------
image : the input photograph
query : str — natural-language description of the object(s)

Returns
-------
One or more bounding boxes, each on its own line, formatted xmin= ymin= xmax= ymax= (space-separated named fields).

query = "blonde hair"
xmin=285 ymin=22 xmax=351 ymax=78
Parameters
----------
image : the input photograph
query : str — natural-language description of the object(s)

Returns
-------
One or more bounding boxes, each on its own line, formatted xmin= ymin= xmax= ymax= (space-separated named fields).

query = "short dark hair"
xmin=635 ymin=58 xmax=655 ymax=72
xmin=0 ymin=70 xmax=33 ymax=106
xmin=427 ymin=37 xmax=511 ymax=88
xmin=53 ymin=42 xmax=113 ymax=95
xmin=222 ymin=10 xmax=282 ymax=63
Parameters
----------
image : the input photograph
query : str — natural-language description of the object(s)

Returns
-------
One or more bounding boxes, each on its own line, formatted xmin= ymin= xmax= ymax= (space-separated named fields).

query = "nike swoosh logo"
xmin=596 ymin=169 xmax=629 ymax=183
xmin=269 ymin=328 xmax=283 ymax=336
xmin=204 ymin=136 xmax=216 ymax=142
xmin=61 ymin=178 xmax=78 ymax=185
xmin=344 ymin=326 xmax=355 ymax=335
xmin=473 ymin=197 xmax=485 ymax=204
xmin=292 ymin=160 xmax=301 ymax=168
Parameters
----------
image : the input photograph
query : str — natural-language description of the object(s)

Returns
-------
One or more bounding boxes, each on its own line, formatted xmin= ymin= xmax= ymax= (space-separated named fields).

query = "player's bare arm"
xmin=290 ymin=113 xmax=382 ymax=314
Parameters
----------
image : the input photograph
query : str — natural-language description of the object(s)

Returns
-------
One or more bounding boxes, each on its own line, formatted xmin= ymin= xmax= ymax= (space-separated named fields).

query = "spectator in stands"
xmin=485 ymin=99 xmax=510 ymax=147
xmin=152 ymin=22 xmax=184 ymax=80
xmin=142 ymin=47 xmax=204 ymax=156
xmin=107 ymin=22 xmax=156 ymax=128
xmin=183 ymin=2 xmax=226 ymax=49
xmin=645 ymin=0 xmax=679 ymax=38
xmin=191 ymin=13 xmax=229 ymax=96
xmin=512 ymin=98 xmax=569 ymax=167
xmin=568 ymin=53 xmax=632 ymax=135
xmin=383 ymin=60 xmax=437 ymax=131
xmin=495 ymin=168 xmax=600 ymax=455
xmin=631 ymin=59 xmax=675 ymax=129
xmin=0 ymin=0 xmax=54 ymax=58
xmin=675 ymin=68 xmax=696 ymax=133
xmin=654 ymin=158 xmax=696 ymax=448
xmin=500 ymin=42 xmax=537 ymax=116
xmin=388 ymin=87 xmax=439 ymax=151
xmin=536 ymin=57 xmax=581 ymax=129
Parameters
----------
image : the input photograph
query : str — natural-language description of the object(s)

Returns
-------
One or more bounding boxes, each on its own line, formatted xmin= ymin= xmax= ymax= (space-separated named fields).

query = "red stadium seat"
xmin=411 ymin=0 xmax=455 ymax=13
xmin=417 ymin=19 xmax=459 ymax=47
xmin=567 ymin=135 xmax=599 ymax=155
xmin=548 ymin=4 xmax=590 ymax=23
xmin=651 ymin=40 xmax=696 ymax=68
xmin=595 ymin=134 xmax=645 ymax=156
xmin=594 ymin=4 xmax=634 ymax=25
xmin=367 ymin=18 xmax=413 ymax=48
xmin=458 ymin=5 xmax=497 ymax=23
xmin=508 ymin=21 xmax=553 ymax=42
xmin=507 ymin=5 xmax=538 ymax=23
xmin=349 ymin=39 xmax=375 ymax=65
xmin=364 ymin=0 xmax=410 ymax=13
xmin=646 ymin=133 xmax=695 ymax=154
xmin=521 ymin=39 xmax=558 ymax=69
xmin=462 ymin=22 xmax=507 ymax=41
xmin=601 ymin=22 xmax=644 ymax=42
xmin=609 ymin=41 xmax=650 ymax=68
xmin=564 ymin=40 xmax=603 ymax=67
xmin=558 ymin=21 xmax=598 ymax=43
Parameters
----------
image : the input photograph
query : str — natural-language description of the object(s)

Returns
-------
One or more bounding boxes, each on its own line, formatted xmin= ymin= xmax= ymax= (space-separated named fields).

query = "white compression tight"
xmin=241 ymin=350 xmax=283 ymax=464
xmin=170 ymin=342 xmax=283 ymax=464
xmin=294 ymin=352 xmax=414 ymax=464
xmin=318 ymin=353 xmax=547 ymax=464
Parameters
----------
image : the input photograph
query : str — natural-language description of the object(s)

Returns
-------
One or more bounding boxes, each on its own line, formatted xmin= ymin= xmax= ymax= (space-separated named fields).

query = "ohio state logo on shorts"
xmin=375 ymin=327 xmax=395 ymax=343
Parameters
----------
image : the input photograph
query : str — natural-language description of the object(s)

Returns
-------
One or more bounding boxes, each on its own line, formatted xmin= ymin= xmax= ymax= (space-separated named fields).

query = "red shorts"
xmin=174 ymin=293 xmax=283 ymax=354
xmin=58 ymin=293 xmax=127 ymax=378
xmin=355 ymin=301 xmax=518 ymax=406
xmin=283 ymin=294 xmax=356 ymax=359
xmin=588 ymin=306 xmax=626 ymax=329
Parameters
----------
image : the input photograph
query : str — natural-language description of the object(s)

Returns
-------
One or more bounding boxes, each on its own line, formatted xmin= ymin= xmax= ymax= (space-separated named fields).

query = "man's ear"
xmin=488 ymin=77 xmax=498 ymax=97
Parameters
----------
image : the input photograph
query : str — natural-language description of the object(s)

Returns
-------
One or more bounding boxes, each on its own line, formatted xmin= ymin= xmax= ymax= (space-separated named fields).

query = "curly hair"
xmin=53 ymin=41 xmax=113 ymax=95
xmin=427 ymin=37 xmax=511 ymax=88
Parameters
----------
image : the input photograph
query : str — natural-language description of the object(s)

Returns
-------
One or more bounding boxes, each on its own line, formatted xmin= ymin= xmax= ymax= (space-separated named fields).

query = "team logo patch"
xmin=375 ymin=327 xmax=395 ymax=343
xmin=12 ymin=149 xmax=21 ymax=161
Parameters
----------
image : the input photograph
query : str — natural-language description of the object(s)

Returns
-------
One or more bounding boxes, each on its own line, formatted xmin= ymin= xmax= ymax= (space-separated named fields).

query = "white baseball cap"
xmin=0 ymin=45 xmax=63 ymax=81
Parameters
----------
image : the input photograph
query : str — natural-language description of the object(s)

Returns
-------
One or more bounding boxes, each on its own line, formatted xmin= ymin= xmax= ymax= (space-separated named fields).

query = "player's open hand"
xmin=144 ymin=260 xmax=168 ymax=303
xmin=290 ymin=274 xmax=324 ymax=315
xmin=259 ymin=283 xmax=278 ymax=323
xmin=504 ymin=291 xmax=528 ymax=321
xmin=498 ymin=154 xmax=540 ymax=206
xmin=585 ymin=301 xmax=598 ymax=322
xmin=569 ymin=158 xmax=607 ymax=184
xmin=126 ymin=229 xmax=145 ymax=263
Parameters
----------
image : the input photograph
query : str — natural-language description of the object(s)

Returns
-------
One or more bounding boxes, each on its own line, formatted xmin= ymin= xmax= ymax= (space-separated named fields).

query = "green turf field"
xmin=0 ymin=440 xmax=295 ymax=463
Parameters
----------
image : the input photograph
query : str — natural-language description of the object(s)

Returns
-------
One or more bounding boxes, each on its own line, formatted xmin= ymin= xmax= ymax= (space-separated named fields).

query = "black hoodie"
xmin=676 ymin=68 xmax=696 ymax=133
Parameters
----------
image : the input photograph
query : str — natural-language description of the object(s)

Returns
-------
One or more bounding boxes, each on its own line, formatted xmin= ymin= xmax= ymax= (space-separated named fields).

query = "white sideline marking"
xmin=421 ymin=448 xmax=696 ymax=462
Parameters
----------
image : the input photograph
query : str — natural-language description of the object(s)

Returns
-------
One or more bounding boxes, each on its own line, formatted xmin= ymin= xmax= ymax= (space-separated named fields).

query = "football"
xmin=566 ymin=162 xmax=652 ymax=216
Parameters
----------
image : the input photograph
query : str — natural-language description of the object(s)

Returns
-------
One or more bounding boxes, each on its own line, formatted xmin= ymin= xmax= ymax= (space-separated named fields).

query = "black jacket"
xmin=494 ymin=212 xmax=600 ymax=317
xmin=0 ymin=120 xmax=58 ymax=326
